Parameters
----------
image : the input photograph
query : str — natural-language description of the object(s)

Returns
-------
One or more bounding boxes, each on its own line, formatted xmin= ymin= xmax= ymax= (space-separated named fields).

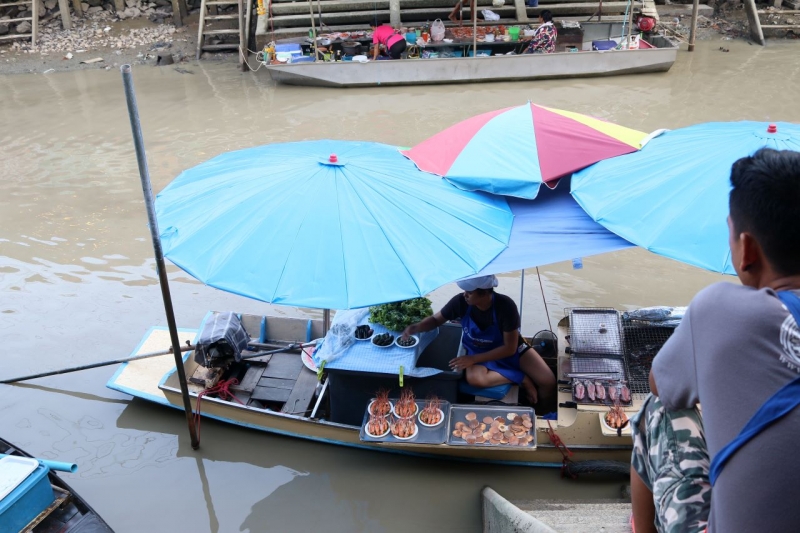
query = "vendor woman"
xmin=371 ymin=24 xmax=407 ymax=60
xmin=403 ymin=275 xmax=556 ymax=406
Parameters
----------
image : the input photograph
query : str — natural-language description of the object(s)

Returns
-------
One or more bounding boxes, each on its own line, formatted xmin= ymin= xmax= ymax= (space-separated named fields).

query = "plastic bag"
xmin=431 ymin=18 xmax=445 ymax=42
xmin=314 ymin=308 xmax=369 ymax=365
xmin=622 ymin=306 xmax=686 ymax=328
xmin=482 ymin=9 xmax=500 ymax=21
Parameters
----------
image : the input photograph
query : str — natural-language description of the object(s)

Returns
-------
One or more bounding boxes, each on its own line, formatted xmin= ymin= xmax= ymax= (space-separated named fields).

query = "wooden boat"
xmin=0 ymin=437 xmax=114 ymax=532
xmin=264 ymin=26 xmax=678 ymax=88
xmin=108 ymin=312 xmax=646 ymax=468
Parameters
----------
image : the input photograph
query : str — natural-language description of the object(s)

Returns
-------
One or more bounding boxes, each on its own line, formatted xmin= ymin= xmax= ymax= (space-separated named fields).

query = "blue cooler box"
xmin=592 ymin=40 xmax=617 ymax=51
xmin=0 ymin=457 xmax=55 ymax=533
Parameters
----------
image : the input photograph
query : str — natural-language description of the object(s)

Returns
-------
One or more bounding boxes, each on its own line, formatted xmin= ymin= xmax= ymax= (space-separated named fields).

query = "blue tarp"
xmin=477 ymin=180 xmax=634 ymax=276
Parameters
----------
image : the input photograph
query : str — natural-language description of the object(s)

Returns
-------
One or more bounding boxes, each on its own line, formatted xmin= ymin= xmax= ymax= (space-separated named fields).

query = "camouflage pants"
xmin=631 ymin=394 xmax=711 ymax=533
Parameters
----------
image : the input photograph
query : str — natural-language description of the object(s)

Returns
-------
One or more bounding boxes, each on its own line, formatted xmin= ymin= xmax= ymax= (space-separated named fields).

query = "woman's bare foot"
xmin=522 ymin=376 xmax=538 ymax=404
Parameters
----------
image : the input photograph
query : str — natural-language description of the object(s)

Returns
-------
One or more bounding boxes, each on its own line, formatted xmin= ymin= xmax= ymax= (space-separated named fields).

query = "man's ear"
xmin=739 ymin=232 xmax=762 ymax=272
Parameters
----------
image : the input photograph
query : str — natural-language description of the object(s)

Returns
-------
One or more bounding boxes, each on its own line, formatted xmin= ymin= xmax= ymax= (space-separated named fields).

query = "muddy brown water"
xmin=2 ymin=40 xmax=800 ymax=532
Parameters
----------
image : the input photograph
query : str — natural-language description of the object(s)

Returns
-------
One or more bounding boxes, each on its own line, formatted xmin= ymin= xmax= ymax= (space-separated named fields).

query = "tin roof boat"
xmin=0 ymin=437 xmax=114 ymax=533
xmin=264 ymin=23 xmax=678 ymax=88
xmin=107 ymin=311 xmax=666 ymax=468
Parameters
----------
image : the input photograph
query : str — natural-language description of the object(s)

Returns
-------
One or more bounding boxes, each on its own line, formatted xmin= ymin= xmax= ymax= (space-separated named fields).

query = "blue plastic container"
xmin=592 ymin=40 xmax=617 ymax=51
xmin=0 ymin=460 xmax=55 ymax=533
xmin=467 ymin=48 xmax=492 ymax=57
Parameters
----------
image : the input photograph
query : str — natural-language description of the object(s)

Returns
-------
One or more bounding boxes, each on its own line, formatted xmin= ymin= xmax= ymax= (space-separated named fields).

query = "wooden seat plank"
xmin=257 ymin=376 xmax=296 ymax=390
xmin=251 ymin=385 xmax=292 ymax=403
xmin=232 ymin=365 xmax=263 ymax=393
xmin=261 ymin=352 xmax=303 ymax=380
xmin=280 ymin=368 xmax=319 ymax=415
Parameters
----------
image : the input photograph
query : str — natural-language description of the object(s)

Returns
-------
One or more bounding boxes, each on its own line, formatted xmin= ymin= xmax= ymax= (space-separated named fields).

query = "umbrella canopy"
xmin=478 ymin=181 xmax=634 ymax=276
xmin=155 ymin=140 xmax=514 ymax=309
xmin=402 ymin=103 xmax=647 ymax=200
xmin=571 ymin=121 xmax=800 ymax=275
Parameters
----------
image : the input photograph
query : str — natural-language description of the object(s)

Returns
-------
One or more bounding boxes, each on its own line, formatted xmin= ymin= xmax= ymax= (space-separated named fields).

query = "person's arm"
xmin=450 ymin=330 xmax=518 ymax=371
xmin=649 ymin=301 xmax=699 ymax=410
xmin=372 ymin=43 xmax=380 ymax=60
xmin=403 ymin=312 xmax=445 ymax=338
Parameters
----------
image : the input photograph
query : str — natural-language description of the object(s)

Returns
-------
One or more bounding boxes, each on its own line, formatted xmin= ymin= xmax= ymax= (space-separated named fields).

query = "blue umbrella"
xmin=155 ymin=140 xmax=513 ymax=309
xmin=571 ymin=121 xmax=800 ymax=274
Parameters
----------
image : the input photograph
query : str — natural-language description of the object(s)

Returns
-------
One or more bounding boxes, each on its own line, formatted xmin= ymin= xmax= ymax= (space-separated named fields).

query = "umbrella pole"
xmin=120 ymin=65 xmax=200 ymax=451
xmin=323 ymin=309 xmax=331 ymax=335
xmin=519 ymin=269 xmax=525 ymax=323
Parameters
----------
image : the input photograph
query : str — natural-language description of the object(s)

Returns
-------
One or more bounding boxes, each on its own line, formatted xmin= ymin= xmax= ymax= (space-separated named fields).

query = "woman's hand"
xmin=449 ymin=356 xmax=475 ymax=372
xmin=401 ymin=324 xmax=417 ymax=339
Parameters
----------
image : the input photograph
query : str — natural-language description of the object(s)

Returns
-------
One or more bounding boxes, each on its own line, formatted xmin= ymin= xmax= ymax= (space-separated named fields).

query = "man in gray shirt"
xmin=630 ymin=148 xmax=800 ymax=533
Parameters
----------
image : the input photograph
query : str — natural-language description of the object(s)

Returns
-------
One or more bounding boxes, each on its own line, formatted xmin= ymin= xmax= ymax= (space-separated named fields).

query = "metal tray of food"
xmin=447 ymin=405 xmax=536 ymax=448
xmin=571 ymin=379 xmax=632 ymax=407
xmin=568 ymin=308 xmax=624 ymax=357
xmin=359 ymin=399 xmax=451 ymax=445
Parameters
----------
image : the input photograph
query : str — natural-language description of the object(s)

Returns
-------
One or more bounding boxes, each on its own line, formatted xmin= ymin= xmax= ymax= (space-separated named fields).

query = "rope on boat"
xmin=564 ymin=460 xmax=631 ymax=477
xmin=194 ymin=378 xmax=245 ymax=443
xmin=546 ymin=420 xmax=576 ymax=477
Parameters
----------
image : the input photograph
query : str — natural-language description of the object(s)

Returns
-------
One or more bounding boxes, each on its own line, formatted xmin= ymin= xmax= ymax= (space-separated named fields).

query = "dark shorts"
xmin=388 ymin=39 xmax=406 ymax=59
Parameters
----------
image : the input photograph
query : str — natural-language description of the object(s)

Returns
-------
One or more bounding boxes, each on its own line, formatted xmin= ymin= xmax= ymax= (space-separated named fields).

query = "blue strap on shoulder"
xmin=708 ymin=290 xmax=800 ymax=486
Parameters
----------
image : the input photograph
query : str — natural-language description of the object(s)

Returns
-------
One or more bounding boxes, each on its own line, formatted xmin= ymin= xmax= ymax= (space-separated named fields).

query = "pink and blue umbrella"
xmin=403 ymin=102 xmax=647 ymax=200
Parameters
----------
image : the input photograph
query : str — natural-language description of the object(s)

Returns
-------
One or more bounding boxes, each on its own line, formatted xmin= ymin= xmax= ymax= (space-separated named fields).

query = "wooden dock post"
xmin=70 ymin=0 xmax=82 ymax=17
xmin=688 ymin=0 xmax=699 ymax=50
xmin=744 ymin=0 xmax=765 ymax=44
xmin=514 ymin=0 xmax=529 ymax=22
xmin=56 ymin=0 xmax=71 ymax=29
xmin=389 ymin=0 xmax=400 ymax=27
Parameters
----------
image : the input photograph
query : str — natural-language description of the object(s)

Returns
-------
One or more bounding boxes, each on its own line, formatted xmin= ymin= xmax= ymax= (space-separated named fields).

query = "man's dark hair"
xmin=540 ymin=10 xmax=553 ymax=22
xmin=729 ymin=147 xmax=800 ymax=275
xmin=472 ymin=288 xmax=495 ymax=297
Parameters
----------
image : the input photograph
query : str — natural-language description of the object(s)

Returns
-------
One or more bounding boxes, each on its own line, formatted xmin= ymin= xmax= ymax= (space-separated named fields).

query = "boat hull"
xmin=264 ymin=48 xmax=677 ymax=88
xmin=109 ymin=322 xmax=636 ymax=468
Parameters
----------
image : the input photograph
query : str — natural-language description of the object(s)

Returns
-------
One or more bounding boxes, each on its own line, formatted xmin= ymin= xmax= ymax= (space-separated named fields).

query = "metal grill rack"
xmin=622 ymin=323 xmax=676 ymax=395
xmin=568 ymin=308 xmax=624 ymax=357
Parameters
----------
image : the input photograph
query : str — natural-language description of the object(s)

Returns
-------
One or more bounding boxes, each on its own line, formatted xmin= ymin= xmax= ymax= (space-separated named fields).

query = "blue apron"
xmin=709 ymin=290 xmax=800 ymax=486
xmin=461 ymin=295 xmax=525 ymax=384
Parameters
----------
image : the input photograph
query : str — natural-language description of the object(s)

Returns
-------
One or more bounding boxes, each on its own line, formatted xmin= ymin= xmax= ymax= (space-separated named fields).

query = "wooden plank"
xmin=251 ymin=384 xmax=292 ymax=402
xmin=744 ymin=0 xmax=766 ymax=44
xmin=201 ymin=43 xmax=241 ymax=50
xmin=758 ymin=9 xmax=800 ymax=12
xmin=238 ymin=0 xmax=245 ymax=71
xmin=56 ymin=0 xmax=70 ymax=29
xmin=231 ymin=365 xmax=263 ymax=392
xmin=261 ymin=352 xmax=303 ymax=380
xmin=30 ymin=0 xmax=36 ymax=46
xmin=196 ymin=0 xmax=206 ymax=57
xmin=70 ymin=0 xmax=82 ymax=18
xmin=203 ymin=28 xmax=241 ymax=34
xmin=762 ymin=24 xmax=800 ymax=28
xmin=0 ymin=33 xmax=32 ymax=40
xmin=281 ymin=368 xmax=319 ymax=415
xmin=257 ymin=376 xmax=296 ymax=389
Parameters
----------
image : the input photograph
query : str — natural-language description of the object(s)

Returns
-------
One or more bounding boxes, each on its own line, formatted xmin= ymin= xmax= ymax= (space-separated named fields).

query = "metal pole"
xmin=322 ymin=309 xmax=331 ymax=335
xmin=519 ymin=269 xmax=525 ymax=323
xmin=120 ymin=65 xmax=200 ymax=450
xmin=308 ymin=0 xmax=318 ymax=62
xmin=626 ymin=0 xmax=635 ymax=48
xmin=472 ymin=0 xmax=477 ymax=57
xmin=688 ymin=0 xmax=699 ymax=51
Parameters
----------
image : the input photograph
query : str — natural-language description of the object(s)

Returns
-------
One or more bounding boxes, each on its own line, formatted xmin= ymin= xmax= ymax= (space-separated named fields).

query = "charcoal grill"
xmin=568 ymin=308 xmax=624 ymax=357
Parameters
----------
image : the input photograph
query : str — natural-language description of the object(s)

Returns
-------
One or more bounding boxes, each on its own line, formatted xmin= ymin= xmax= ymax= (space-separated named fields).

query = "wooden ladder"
xmin=196 ymin=0 xmax=252 ymax=69
xmin=0 ymin=0 xmax=38 ymax=46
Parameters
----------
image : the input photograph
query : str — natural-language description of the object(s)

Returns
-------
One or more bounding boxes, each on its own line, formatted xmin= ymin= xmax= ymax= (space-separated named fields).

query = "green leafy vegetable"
xmin=369 ymin=297 xmax=433 ymax=332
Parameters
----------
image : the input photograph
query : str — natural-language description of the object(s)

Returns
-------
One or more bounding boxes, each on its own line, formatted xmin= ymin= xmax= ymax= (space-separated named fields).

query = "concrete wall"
xmin=482 ymin=487 xmax=557 ymax=533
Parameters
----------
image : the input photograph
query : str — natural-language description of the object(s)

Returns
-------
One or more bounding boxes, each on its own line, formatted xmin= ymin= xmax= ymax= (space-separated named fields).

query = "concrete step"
xmin=513 ymin=499 xmax=633 ymax=533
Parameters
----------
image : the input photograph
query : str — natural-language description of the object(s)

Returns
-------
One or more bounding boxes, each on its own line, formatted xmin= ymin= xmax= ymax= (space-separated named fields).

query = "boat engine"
xmin=194 ymin=312 xmax=250 ymax=369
